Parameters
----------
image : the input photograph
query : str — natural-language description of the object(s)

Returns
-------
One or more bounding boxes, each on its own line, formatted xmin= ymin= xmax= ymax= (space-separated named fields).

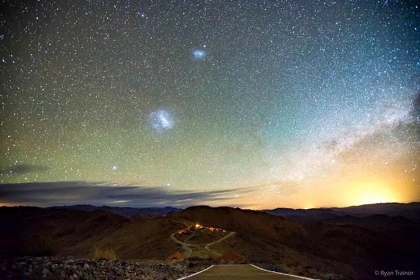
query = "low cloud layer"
xmin=0 ymin=181 xmax=252 ymax=208
xmin=0 ymin=164 xmax=48 ymax=175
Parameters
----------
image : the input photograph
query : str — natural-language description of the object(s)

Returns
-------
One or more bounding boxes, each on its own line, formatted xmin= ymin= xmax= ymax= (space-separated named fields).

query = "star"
xmin=0 ymin=0 xmax=418 ymax=209
xmin=137 ymin=11 xmax=146 ymax=19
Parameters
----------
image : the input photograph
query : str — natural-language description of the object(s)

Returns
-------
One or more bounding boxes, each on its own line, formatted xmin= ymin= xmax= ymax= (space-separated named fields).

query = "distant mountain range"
xmin=46 ymin=202 xmax=420 ymax=220
xmin=47 ymin=205 xmax=182 ymax=218
xmin=264 ymin=202 xmax=420 ymax=221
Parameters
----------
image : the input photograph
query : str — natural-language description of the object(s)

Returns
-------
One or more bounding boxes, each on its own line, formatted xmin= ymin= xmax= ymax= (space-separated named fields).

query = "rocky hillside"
xmin=0 ymin=256 xmax=208 ymax=280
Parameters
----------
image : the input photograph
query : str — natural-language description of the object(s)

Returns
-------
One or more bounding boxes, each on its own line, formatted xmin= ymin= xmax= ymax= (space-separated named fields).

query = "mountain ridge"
xmin=46 ymin=204 xmax=182 ymax=218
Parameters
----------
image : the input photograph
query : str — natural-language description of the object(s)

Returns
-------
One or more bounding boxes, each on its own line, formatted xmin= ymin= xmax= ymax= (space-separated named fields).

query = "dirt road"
xmin=204 ymin=232 xmax=235 ymax=256
xmin=178 ymin=264 xmax=318 ymax=280
xmin=170 ymin=230 xmax=235 ymax=258
xmin=170 ymin=232 xmax=194 ymax=257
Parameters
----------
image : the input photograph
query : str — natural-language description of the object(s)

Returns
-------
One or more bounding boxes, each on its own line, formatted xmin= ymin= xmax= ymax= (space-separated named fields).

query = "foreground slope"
xmin=0 ymin=206 xmax=180 ymax=259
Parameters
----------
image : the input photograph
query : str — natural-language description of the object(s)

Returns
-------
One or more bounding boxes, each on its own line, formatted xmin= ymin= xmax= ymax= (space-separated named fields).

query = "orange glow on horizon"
xmin=348 ymin=181 xmax=399 ymax=206
xmin=0 ymin=202 xmax=17 ymax=207
xmin=239 ymin=173 xmax=418 ymax=210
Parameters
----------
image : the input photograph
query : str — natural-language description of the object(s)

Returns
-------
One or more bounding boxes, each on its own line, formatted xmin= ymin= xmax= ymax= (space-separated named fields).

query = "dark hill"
xmin=0 ymin=206 xmax=180 ymax=260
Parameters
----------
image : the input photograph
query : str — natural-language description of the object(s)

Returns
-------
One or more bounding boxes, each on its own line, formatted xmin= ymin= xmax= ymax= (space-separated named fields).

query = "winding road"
xmin=170 ymin=232 xmax=193 ymax=257
xmin=170 ymin=225 xmax=319 ymax=279
xmin=170 ymin=227 xmax=235 ymax=258
xmin=204 ymin=231 xmax=235 ymax=256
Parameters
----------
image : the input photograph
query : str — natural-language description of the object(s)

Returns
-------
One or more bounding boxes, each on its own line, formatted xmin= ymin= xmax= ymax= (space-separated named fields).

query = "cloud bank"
xmin=0 ymin=181 xmax=252 ymax=208
xmin=0 ymin=164 xmax=48 ymax=175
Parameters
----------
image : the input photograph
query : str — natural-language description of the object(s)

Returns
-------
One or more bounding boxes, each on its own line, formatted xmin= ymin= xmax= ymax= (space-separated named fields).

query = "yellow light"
xmin=302 ymin=204 xmax=314 ymax=210
xmin=351 ymin=181 xmax=397 ymax=206
xmin=195 ymin=223 xmax=200 ymax=228
xmin=357 ymin=191 xmax=393 ymax=205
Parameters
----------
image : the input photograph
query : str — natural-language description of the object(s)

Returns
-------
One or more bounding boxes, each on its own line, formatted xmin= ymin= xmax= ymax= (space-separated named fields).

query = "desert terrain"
xmin=0 ymin=203 xmax=419 ymax=279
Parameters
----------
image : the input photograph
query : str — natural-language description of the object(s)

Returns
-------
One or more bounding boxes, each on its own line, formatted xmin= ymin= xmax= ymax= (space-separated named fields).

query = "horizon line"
xmin=1 ymin=201 xmax=419 ymax=211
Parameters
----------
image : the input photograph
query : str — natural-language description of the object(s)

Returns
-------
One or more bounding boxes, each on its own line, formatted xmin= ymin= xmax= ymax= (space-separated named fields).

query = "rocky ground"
xmin=0 ymin=256 xmax=210 ymax=280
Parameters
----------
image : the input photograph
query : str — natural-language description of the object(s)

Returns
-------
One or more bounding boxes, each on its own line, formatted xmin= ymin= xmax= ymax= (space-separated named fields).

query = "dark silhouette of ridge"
xmin=47 ymin=204 xmax=182 ymax=218
xmin=265 ymin=202 xmax=420 ymax=221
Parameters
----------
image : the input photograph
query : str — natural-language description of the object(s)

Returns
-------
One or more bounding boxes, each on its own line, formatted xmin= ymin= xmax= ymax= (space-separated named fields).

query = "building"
xmin=165 ymin=252 xmax=185 ymax=263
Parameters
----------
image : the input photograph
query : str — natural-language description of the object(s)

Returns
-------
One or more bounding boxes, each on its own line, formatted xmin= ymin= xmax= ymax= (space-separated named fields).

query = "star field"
xmin=0 ymin=0 xmax=419 ymax=208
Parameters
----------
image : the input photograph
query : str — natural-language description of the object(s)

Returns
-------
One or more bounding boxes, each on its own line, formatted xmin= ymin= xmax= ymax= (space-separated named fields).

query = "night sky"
xmin=1 ymin=0 xmax=420 ymax=209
